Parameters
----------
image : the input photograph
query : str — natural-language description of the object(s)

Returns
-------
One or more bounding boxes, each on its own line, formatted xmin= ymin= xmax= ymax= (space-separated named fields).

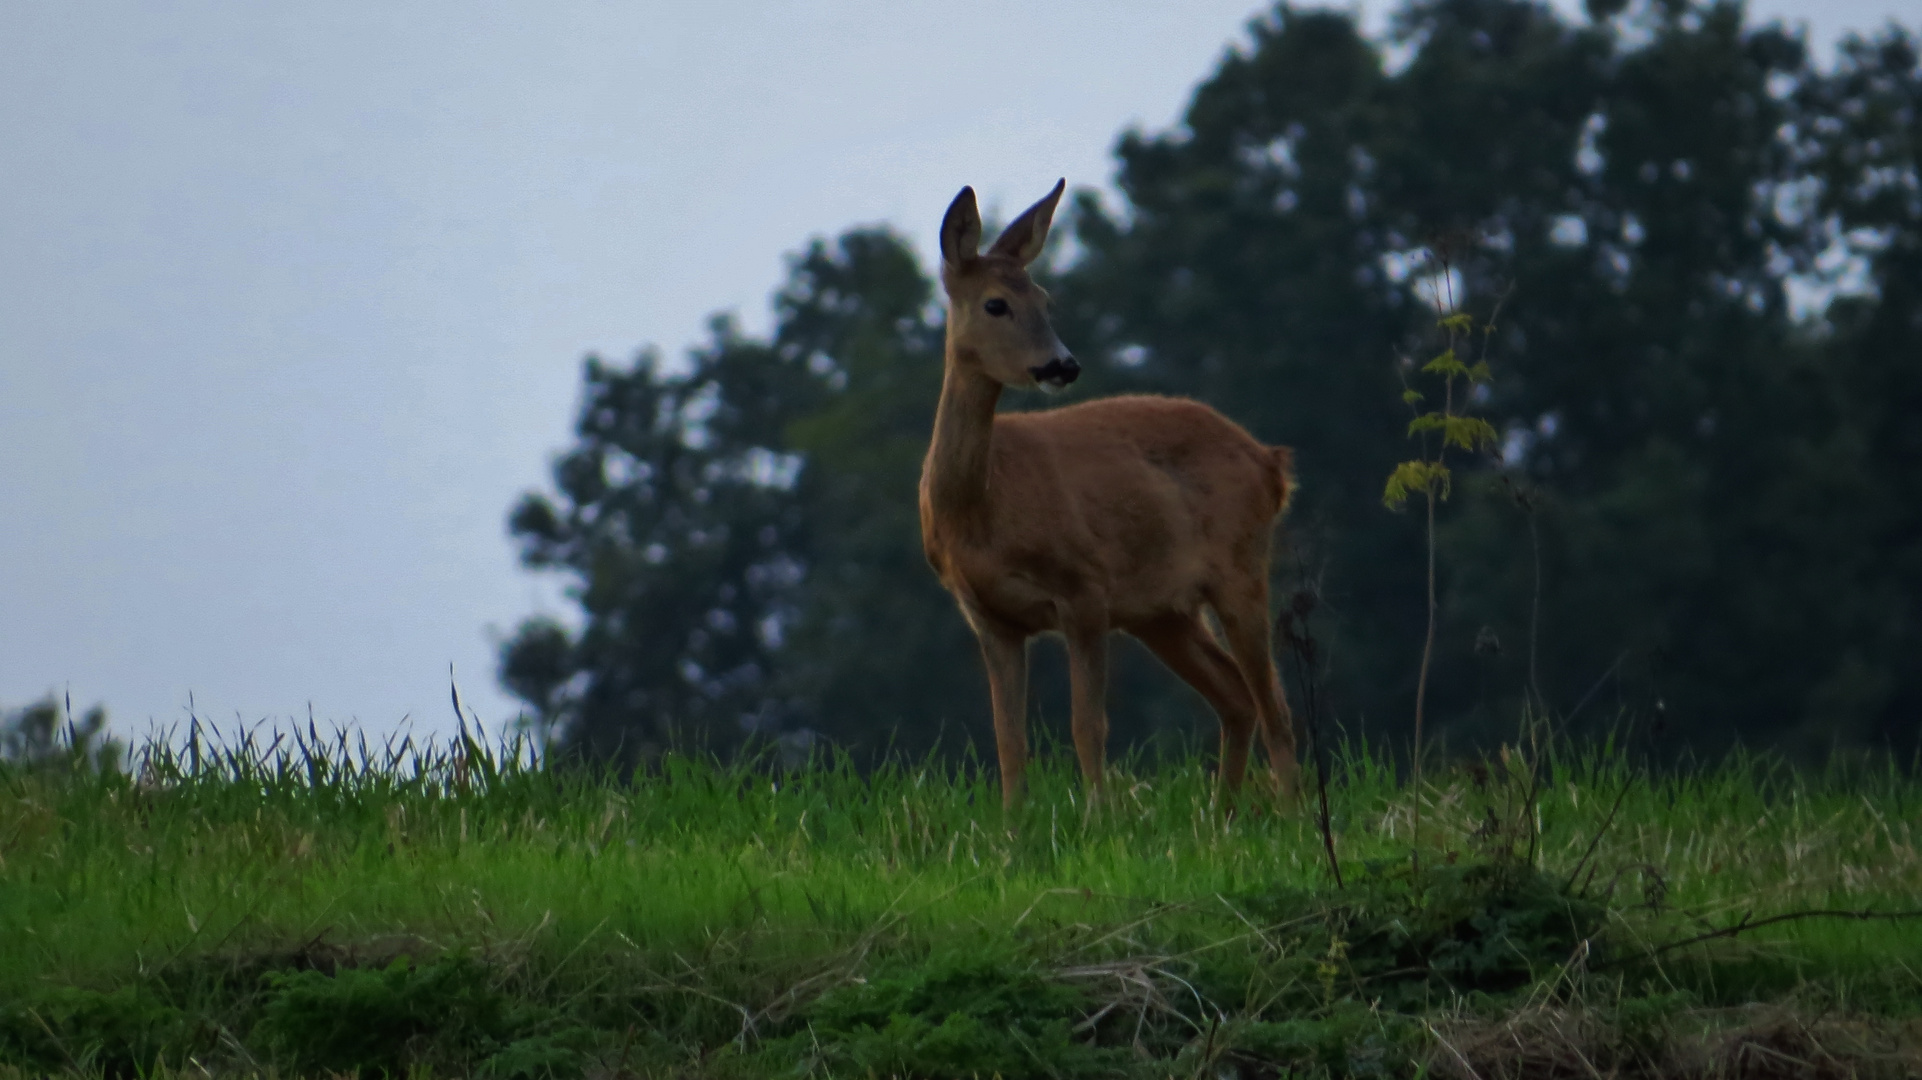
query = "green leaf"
xmin=1407 ymin=413 xmax=1448 ymax=438
xmin=1383 ymin=460 xmax=1452 ymax=508
xmin=1468 ymin=360 xmax=1493 ymax=383
xmin=1382 ymin=469 xmax=1412 ymax=510
xmin=1402 ymin=388 xmax=1425 ymax=405
xmin=1438 ymin=313 xmax=1473 ymax=333
xmin=1441 ymin=416 xmax=1499 ymax=453
xmin=1422 ymin=349 xmax=1468 ymax=378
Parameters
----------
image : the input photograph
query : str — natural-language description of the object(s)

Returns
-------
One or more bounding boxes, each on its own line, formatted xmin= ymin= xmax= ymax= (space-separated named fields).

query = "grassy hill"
xmin=2 ymin=724 xmax=1918 ymax=1077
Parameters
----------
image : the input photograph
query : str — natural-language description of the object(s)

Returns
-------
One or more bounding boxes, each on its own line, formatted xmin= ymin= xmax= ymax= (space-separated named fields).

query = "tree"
xmin=1060 ymin=0 xmax=1916 ymax=757
xmin=502 ymin=319 xmax=821 ymax=763
xmin=505 ymin=0 xmax=1922 ymax=765
xmin=767 ymin=232 xmax=991 ymax=758
xmin=1785 ymin=26 xmax=1922 ymax=754
xmin=1057 ymin=7 xmax=1430 ymax=748
xmin=501 ymin=229 xmax=990 ymax=762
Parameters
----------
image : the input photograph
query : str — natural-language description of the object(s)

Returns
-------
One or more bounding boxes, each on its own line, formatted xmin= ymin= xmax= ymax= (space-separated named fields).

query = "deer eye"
xmin=983 ymin=298 xmax=1011 ymax=317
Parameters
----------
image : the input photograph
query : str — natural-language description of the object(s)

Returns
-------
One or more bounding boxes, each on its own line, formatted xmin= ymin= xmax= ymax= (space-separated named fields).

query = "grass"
xmin=1 ymin=720 xmax=1919 ymax=1077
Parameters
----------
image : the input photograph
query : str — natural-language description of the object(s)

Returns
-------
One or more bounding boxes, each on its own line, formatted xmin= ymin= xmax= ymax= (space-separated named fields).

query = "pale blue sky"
xmin=2 ymin=0 xmax=1910 ymax=743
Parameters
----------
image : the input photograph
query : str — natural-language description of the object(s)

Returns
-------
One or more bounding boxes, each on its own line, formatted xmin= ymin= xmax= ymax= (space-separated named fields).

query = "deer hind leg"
xmin=1212 ymin=587 xmax=1301 ymax=801
xmin=1259 ymin=667 xmax=1300 ymax=800
xmin=975 ymin=626 xmax=1031 ymax=811
xmin=1058 ymin=602 xmax=1112 ymax=805
xmin=1135 ymin=613 xmax=1259 ymax=797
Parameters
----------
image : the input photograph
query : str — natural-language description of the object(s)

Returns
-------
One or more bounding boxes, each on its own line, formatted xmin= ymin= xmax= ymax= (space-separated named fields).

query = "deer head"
xmin=938 ymin=179 xmax=1079 ymax=391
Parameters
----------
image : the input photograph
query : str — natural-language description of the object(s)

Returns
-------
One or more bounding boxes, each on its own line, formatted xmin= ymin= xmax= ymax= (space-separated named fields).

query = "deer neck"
xmin=924 ymin=346 xmax=1004 ymax=526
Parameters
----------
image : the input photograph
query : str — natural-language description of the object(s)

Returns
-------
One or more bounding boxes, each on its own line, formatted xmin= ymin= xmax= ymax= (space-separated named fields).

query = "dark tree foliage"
xmin=503 ymin=319 xmax=822 ymax=762
xmin=1787 ymin=29 xmax=1922 ymax=752
xmin=1061 ymin=0 xmax=1920 ymax=758
xmin=770 ymin=233 xmax=994 ymax=756
xmin=1056 ymin=6 xmax=1428 ymax=736
xmin=505 ymin=0 xmax=1921 ymax=764
xmin=502 ymin=232 xmax=989 ymax=763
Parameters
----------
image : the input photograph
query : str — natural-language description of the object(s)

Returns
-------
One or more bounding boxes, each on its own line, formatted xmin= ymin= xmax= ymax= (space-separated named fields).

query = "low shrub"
xmin=251 ymin=955 xmax=586 ymax=1079
xmin=0 ymin=985 xmax=204 ymax=1078
xmin=743 ymin=955 xmax=1136 ymax=1079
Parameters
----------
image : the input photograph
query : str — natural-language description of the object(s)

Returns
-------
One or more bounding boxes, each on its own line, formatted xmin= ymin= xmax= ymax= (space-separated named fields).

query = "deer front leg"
xmin=976 ymin=627 xmax=1030 ymax=811
xmin=1060 ymin=604 xmax=1112 ymax=806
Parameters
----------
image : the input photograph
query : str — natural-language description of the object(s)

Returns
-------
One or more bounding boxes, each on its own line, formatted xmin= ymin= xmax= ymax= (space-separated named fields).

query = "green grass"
xmin=2 ymin=722 xmax=1919 ymax=1077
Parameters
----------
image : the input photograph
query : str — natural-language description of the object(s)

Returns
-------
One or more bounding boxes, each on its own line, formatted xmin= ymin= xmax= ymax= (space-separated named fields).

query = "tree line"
xmin=500 ymin=0 xmax=1922 ymax=767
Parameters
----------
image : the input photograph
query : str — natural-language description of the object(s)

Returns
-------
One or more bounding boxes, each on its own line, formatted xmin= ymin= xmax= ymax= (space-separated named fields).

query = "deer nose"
xmin=1030 ymin=355 xmax=1080 ymax=388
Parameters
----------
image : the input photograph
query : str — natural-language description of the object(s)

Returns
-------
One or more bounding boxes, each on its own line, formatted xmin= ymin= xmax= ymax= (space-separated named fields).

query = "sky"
xmin=1 ymin=0 xmax=1912 ymax=747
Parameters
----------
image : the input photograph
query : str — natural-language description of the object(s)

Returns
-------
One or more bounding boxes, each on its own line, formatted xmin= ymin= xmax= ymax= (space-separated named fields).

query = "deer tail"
xmin=1270 ymin=446 xmax=1297 ymax=519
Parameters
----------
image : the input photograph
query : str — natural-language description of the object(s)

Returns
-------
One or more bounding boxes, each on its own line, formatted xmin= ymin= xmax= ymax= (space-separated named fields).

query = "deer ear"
xmin=987 ymin=178 xmax=1065 ymax=266
xmin=939 ymin=186 xmax=982 ymax=271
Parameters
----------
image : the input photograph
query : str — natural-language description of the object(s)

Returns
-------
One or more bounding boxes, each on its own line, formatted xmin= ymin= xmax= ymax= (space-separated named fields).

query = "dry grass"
xmin=1430 ymin=1003 xmax=1922 ymax=1079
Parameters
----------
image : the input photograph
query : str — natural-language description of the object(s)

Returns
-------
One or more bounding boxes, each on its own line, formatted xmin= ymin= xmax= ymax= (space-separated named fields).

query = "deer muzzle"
xmin=1030 ymin=355 xmax=1080 ymax=391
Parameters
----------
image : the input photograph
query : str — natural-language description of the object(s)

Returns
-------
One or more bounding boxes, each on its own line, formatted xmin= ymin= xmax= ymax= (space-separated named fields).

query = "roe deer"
xmin=918 ymin=179 xmax=1299 ymax=810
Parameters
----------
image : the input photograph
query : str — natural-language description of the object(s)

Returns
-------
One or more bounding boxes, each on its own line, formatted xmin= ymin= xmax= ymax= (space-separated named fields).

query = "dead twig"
xmin=1641 ymin=907 xmax=1922 ymax=961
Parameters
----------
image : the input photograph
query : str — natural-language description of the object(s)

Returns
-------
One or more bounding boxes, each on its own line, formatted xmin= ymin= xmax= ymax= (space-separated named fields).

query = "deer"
xmin=919 ymin=178 xmax=1300 ymax=811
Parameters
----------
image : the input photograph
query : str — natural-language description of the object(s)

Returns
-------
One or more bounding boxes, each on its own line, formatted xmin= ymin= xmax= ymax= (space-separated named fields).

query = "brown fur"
xmin=920 ymin=181 xmax=1299 ymax=810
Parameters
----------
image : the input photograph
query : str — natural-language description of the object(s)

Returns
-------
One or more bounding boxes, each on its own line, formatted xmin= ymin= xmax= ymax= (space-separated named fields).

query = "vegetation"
xmin=500 ymin=0 xmax=1922 ymax=767
xmin=1 ymin=721 xmax=1918 ymax=1077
